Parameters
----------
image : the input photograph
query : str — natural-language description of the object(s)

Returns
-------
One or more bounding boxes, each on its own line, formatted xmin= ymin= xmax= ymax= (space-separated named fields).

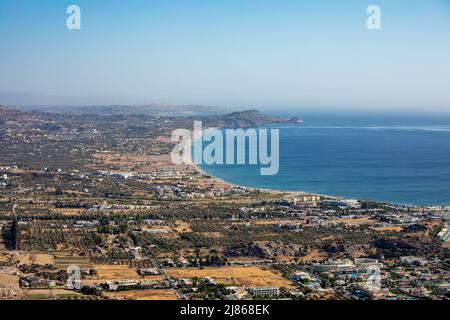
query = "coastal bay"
xmin=199 ymin=115 xmax=450 ymax=206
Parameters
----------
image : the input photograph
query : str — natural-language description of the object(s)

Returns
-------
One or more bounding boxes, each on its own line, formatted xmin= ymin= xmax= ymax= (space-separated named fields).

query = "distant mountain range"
xmin=11 ymin=104 xmax=228 ymax=117
xmin=1 ymin=105 xmax=302 ymax=129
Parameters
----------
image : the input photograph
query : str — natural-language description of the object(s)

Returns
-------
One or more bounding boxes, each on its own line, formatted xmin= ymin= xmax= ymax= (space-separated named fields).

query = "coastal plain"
xmin=0 ymin=106 xmax=448 ymax=300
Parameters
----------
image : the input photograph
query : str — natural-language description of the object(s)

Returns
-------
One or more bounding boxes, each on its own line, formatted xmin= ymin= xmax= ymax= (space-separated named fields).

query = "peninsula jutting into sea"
xmin=0 ymin=104 xmax=449 ymax=301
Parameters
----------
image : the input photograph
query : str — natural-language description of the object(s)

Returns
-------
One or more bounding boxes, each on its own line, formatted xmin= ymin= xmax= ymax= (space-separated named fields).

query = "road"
xmin=148 ymin=255 xmax=185 ymax=300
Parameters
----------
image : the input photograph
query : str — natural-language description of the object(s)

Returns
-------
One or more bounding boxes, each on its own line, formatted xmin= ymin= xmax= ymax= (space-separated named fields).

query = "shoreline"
xmin=186 ymin=133 xmax=322 ymax=198
xmin=186 ymin=128 xmax=327 ymax=198
xmin=191 ymin=160 xmax=340 ymax=201
xmin=190 ymin=159 xmax=443 ymax=209
xmin=186 ymin=129 xmax=376 ymax=205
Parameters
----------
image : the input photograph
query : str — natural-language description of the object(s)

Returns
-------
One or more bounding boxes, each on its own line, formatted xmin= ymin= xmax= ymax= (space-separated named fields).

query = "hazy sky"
xmin=0 ymin=0 xmax=449 ymax=112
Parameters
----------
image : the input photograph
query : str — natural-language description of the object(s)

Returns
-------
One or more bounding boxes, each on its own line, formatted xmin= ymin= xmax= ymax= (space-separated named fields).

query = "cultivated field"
xmin=166 ymin=266 xmax=294 ymax=288
xmin=24 ymin=289 xmax=82 ymax=300
xmin=332 ymin=217 xmax=374 ymax=226
xmin=55 ymin=255 xmax=92 ymax=270
xmin=94 ymin=264 xmax=142 ymax=280
xmin=14 ymin=253 xmax=54 ymax=265
xmin=254 ymin=220 xmax=299 ymax=225
xmin=0 ymin=254 xmax=10 ymax=264
xmin=92 ymin=264 xmax=163 ymax=282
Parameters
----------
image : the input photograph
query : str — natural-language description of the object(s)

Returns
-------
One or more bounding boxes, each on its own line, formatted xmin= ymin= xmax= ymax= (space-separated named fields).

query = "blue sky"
xmin=0 ymin=0 xmax=449 ymax=112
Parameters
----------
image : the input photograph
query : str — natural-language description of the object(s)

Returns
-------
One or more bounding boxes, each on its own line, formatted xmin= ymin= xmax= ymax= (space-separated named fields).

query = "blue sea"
xmin=198 ymin=113 xmax=450 ymax=206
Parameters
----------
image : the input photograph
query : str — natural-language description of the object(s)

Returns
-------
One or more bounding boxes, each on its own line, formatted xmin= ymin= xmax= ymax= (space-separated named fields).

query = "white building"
xmin=312 ymin=259 xmax=354 ymax=272
xmin=249 ymin=287 xmax=280 ymax=297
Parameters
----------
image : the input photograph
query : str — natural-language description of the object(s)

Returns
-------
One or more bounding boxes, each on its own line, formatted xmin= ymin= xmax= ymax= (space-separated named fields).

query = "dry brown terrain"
xmin=300 ymin=250 xmax=327 ymax=263
xmin=166 ymin=266 xmax=294 ymax=288
xmin=0 ymin=273 xmax=23 ymax=299
xmin=14 ymin=253 xmax=54 ymax=265
xmin=94 ymin=265 xmax=140 ymax=280
xmin=24 ymin=289 xmax=82 ymax=300
xmin=371 ymin=226 xmax=403 ymax=232
xmin=331 ymin=217 xmax=374 ymax=226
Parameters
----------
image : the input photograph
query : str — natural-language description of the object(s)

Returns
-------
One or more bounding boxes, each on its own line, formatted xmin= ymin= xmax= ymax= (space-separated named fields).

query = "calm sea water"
xmin=198 ymin=114 xmax=450 ymax=206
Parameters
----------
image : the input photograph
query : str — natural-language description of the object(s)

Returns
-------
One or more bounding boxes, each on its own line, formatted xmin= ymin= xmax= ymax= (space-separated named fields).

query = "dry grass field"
xmin=332 ymin=217 xmax=374 ymax=226
xmin=0 ymin=274 xmax=19 ymax=286
xmin=105 ymin=289 xmax=178 ymax=300
xmin=94 ymin=264 xmax=139 ymax=280
xmin=166 ymin=266 xmax=294 ymax=288
xmin=370 ymin=226 xmax=403 ymax=232
xmin=50 ymin=208 xmax=83 ymax=216
xmin=14 ymin=252 xmax=54 ymax=265
xmin=24 ymin=289 xmax=82 ymax=300
xmin=82 ymin=274 xmax=164 ymax=286
xmin=0 ymin=273 xmax=23 ymax=299
xmin=94 ymin=264 xmax=142 ymax=280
